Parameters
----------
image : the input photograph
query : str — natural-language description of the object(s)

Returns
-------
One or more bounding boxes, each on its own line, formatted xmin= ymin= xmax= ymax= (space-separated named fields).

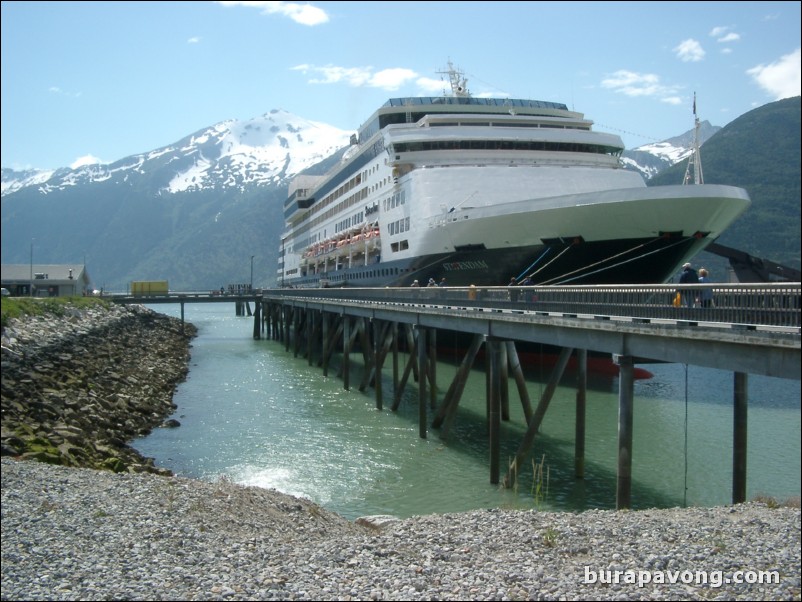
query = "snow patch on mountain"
xmin=1 ymin=168 xmax=56 ymax=195
xmin=164 ymin=110 xmax=351 ymax=193
xmin=634 ymin=141 xmax=692 ymax=164
xmin=619 ymin=120 xmax=719 ymax=180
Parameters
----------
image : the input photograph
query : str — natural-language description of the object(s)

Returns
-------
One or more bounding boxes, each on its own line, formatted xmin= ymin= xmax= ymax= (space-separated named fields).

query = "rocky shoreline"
xmin=1 ymin=302 xmax=196 ymax=473
xmin=1 ymin=302 xmax=800 ymax=600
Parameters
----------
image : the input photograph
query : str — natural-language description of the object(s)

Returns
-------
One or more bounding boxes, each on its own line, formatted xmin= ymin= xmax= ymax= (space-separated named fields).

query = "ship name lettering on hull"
xmin=442 ymin=260 xmax=490 ymax=271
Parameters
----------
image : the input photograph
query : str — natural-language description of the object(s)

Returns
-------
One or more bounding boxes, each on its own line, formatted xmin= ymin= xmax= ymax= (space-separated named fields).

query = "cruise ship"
xmin=277 ymin=63 xmax=750 ymax=288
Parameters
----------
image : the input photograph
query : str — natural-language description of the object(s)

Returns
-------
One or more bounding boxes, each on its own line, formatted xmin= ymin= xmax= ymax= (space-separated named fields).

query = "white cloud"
xmin=292 ymin=65 xmax=372 ymax=86
xmin=416 ymin=77 xmax=449 ymax=94
xmin=369 ymin=68 xmax=418 ymax=91
xmin=674 ymin=39 xmax=705 ymax=62
xmin=70 ymin=155 xmax=103 ymax=169
xmin=218 ymin=1 xmax=329 ymax=26
xmin=717 ymin=32 xmax=740 ymax=43
xmin=746 ymin=48 xmax=802 ymax=100
xmin=709 ymin=26 xmax=740 ymax=43
xmin=48 ymin=86 xmax=81 ymax=99
xmin=187 ymin=36 xmax=201 ymax=44
xmin=292 ymin=64 xmax=420 ymax=91
xmin=601 ymin=70 xmax=681 ymax=100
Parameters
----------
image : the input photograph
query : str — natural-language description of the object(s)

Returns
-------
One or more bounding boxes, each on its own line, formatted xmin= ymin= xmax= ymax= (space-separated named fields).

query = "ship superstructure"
xmin=278 ymin=63 xmax=749 ymax=288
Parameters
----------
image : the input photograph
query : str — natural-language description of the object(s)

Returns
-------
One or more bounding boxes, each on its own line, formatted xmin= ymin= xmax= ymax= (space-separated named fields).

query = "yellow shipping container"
xmin=130 ymin=280 xmax=169 ymax=296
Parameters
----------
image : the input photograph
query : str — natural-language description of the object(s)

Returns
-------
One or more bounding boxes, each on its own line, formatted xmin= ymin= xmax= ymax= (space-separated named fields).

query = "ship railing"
xmin=265 ymin=283 xmax=801 ymax=331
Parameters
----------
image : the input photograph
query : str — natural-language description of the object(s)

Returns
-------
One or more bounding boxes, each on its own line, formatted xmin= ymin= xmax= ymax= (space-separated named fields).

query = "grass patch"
xmin=1 ymin=296 xmax=111 ymax=329
xmin=531 ymin=454 xmax=550 ymax=509
xmin=751 ymin=494 xmax=801 ymax=509
xmin=542 ymin=527 xmax=558 ymax=547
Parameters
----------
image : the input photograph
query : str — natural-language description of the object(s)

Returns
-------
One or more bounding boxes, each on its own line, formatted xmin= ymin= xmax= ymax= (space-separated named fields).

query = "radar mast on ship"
xmin=683 ymin=92 xmax=704 ymax=185
xmin=437 ymin=60 xmax=471 ymax=98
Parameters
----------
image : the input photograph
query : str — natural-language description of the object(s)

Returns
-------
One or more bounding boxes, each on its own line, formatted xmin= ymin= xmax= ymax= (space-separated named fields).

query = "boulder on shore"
xmin=1 ymin=302 xmax=196 ymax=474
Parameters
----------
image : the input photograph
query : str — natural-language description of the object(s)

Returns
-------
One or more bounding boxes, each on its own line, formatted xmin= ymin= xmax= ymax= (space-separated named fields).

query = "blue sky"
xmin=2 ymin=1 xmax=800 ymax=171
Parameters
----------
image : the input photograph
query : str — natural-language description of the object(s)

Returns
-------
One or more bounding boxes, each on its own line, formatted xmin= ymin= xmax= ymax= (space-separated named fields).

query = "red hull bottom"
xmin=517 ymin=350 xmax=654 ymax=380
xmin=439 ymin=345 xmax=654 ymax=380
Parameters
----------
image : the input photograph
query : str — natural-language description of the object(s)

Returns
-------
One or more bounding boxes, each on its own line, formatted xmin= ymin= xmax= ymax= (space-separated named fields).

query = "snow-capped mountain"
xmin=2 ymin=109 xmax=352 ymax=198
xmin=2 ymin=116 xmax=712 ymax=198
xmin=1 ymin=109 xmax=355 ymax=290
xmin=620 ymin=120 xmax=720 ymax=179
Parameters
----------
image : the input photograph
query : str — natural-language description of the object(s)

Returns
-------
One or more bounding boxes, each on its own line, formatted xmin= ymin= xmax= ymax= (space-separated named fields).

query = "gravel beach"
xmin=1 ymin=457 xmax=800 ymax=601
xmin=1 ymin=302 xmax=799 ymax=600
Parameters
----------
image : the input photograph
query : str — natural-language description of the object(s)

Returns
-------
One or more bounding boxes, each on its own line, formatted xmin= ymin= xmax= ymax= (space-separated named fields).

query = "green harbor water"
xmin=134 ymin=303 xmax=800 ymax=520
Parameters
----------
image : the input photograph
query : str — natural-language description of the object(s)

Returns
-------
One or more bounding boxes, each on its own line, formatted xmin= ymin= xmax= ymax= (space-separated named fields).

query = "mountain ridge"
xmin=1 ymin=111 xmax=710 ymax=196
xmin=2 ymin=99 xmax=798 ymax=290
xmin=2 ymin=109 xmax=352 ymax=197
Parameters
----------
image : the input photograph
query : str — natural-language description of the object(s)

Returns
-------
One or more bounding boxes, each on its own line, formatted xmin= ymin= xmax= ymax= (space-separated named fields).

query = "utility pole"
xmin=250 ymin=255 xmax=255 ymax=291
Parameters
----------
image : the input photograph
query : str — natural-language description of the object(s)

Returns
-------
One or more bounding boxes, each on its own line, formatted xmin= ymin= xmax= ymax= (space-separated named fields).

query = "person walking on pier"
xmin=508 ymin=276 xmax=520 ymax=302
xmin=679 ymin=262 xmax=699 ymax=307
xmin=697 ymin=268 xmax=713 ymax=308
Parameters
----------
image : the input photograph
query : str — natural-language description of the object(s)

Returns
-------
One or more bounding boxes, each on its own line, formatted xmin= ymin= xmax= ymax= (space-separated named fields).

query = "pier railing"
xmin=267 ymin=282 xmax=801 ymax=331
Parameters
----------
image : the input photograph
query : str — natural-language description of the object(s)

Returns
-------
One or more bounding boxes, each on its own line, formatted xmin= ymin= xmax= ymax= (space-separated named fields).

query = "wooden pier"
xmin=260 ymin=283 xmax=800 ymax=510
xmin=111 ymin=283 xmax=799 ymax=509
xmin=110 ymin=291 xmax=263 ymax=337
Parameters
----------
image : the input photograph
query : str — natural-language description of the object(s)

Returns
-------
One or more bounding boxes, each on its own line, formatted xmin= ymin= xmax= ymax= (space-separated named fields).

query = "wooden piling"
xmin=733 ymin=371 xmax=748 ymax=503
xmin=252 ymin=301 xmax=261 ymax=340
xmin=489 ymin=339 xmax=502 ymax=484
xmin=306 ymin=309 xmax=314 ymax=363
xmin=374 ymin=320 xmax=383 ymax=410
xmin=342 ymin=316 xmax=351 ymax=391
xmin=392 ymin=322 xmax=399 ymax=393
xmin=575 ymin=348 xmax=587 ymax=479
xmin=505 ymin=341 xmax=533 ymax=425
xmin=428 ymin=329 xmax=437 ymax=409
xmin=417 ymin=327 xmax=427 ymax=439
xmin=321 ymin=312 xmax=330 ymax=376
xmin=616 ymin=355 xmax=635 ymax=510
xmin=500 ymin=341 xmax=510 ymax=421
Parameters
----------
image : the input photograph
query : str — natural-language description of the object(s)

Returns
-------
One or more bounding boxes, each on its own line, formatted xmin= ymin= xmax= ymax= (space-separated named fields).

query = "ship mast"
xmin=683 ymin=92 xmax=704 ymax=185
xmin=437 ymin=60 xmax=471 ymax=98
